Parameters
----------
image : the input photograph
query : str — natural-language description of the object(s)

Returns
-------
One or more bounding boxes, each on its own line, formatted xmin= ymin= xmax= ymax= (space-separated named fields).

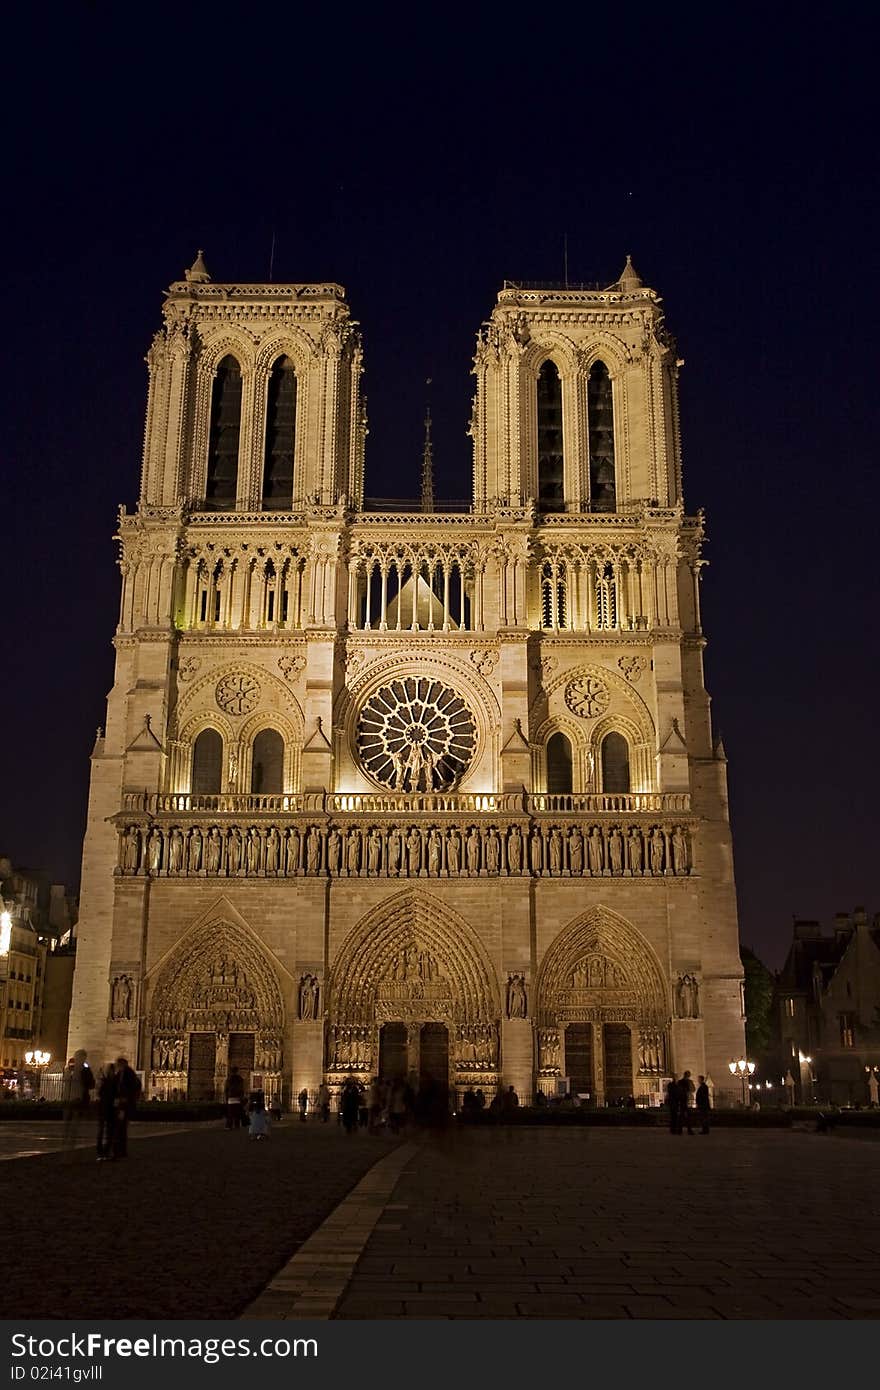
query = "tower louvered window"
xmin=588 ymin=361 xmax=616 ymax=512
xmin=262 ymin=356 xmax=297 ymax=505
xmin=206 ymin=356 xmax=242 ymax=509
xmin=537 ymin=360 xmax=564 ymax=513
xmin=601 ymin=732 xmax=630 ymax=793
xmin=191 ymin=729 xmax=223 ymax=794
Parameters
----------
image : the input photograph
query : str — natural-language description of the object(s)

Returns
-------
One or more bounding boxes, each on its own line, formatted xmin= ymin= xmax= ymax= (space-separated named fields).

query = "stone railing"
xmin=121 ymin=789 xmax=690 ymax=817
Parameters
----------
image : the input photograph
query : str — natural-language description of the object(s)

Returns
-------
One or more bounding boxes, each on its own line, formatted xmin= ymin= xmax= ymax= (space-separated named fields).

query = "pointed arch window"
xmin=262 ymin=356 xmax=297 ymax=506
xmin=588 ymin=361 xmax=616 ymax=512
xmin=547 ymin=731 xmax=573 ymax=794
xmin=251 ymin=728 xmax=284 ymax=794
xmin=537 ymin=360 xmax=564 ymax=514
xmin=206 ymin=355 xmax=242 ymax=509
xmin=191 ymin=729 xmax=223 ymax=794
xmin=600 ymin=732 xmax=630 ymax=793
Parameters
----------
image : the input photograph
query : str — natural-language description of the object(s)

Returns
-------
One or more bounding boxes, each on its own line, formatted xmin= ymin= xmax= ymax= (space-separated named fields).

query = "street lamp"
xmin=23 ymin=1050 xmax=51 ymax=1099
xmin=798 ymin=1050 xmax=815 ymax=1105
xmin=0 ymin=910 xmax=11 ymax=957
xmin=865 ymin=1064 xmax=879 ymax=1107
xmin=728 ymin=1057 xmax=755 ymax=1107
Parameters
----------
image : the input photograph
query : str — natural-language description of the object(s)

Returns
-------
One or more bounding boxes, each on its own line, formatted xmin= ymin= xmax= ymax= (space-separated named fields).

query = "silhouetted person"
xmin=96 ymin=1062 xmax=117 ymax=1161
xmin=298 ymin=1087 xmax=309 ymax=1122
xmin=317 ymin=1081 xmax=330 ymax=1122
xmin=679 ymin=1070 xmax=695 ymax=1134
xmin=502 ymin=1085 xmax=520 ymax=1122
xmin=695 ymin=1075 xmax=711 ymax=1134
xmin=667 ymin=1075 xmax=682 ymax=1134
xmin=112 ymin=1057 xmax=141 ymax=1158
xmin=341 ymin=1077 xmax=360 ymax=1134
xmin=62 ymin=1049 xmax=95 ymax=1153
xmin=224 ymin=1066 xmax=245 ymax=1129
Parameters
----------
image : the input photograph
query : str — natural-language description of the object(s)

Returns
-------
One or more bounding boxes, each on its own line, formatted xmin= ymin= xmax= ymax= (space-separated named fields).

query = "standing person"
xmin=666 ymin=1075 xmax=682 ymax=1134
xmin=679 ymin=1070 xmax=695 ymax=1135
xmin=341 ymin=1077 xmax=360 ymax=1135
xmin=389 ymin=1079 xmax=406 ymax=1134
xmin=317 ymin=1081 xmax=330 ymax=1123
xmin=502 ymin=1085 xmax=520 ymax=1122
xmin=358 ymin=1082 xmax=369 ymax=1129
xmin=297 ymin=1087 xmax=309 ymax=1122
xmin=224 ymin=1066 xmax=246 ymax=1129
xmin=248 ymin=1092 xmax=270 ymax=1140
xmin=62 ymin=1049 xmax=95 ymax=1153
xmin=367 ymin=1078 xmax=382 ymax=1134
xmin=695 ymin=1075 xmax=711 ymax=1134
xmin=112 ymin=1057 xmax=142 ymax=1159
xmin=96 ymin=1062 xmax=117 ymax=1161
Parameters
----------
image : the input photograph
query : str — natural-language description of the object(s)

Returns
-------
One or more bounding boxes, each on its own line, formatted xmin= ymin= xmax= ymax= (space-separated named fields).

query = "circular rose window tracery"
xmin=357 ymin=677 xmax=476 ymax=791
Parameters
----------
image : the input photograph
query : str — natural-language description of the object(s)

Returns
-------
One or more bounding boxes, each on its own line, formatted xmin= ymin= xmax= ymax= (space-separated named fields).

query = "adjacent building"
xmin=67 ymin=253 xmax=745 ymax=1105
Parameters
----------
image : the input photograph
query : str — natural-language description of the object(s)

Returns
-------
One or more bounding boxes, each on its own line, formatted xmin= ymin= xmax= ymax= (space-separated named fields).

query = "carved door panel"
xmin=229 ymin=1032 xmax=255 ymax=1077
xmin=379 ymin=1022 xmax=408 ymax=1081
xmin=187 ymin=1032 xmax=217 ymax=1101
xmin=566 ymin=1023 xmax=593 ymax=1099
xmin=603 ymin=1024 xmax=632 ymax=1102
xmin=419 ymin=1023 xmax=449 ymax=1087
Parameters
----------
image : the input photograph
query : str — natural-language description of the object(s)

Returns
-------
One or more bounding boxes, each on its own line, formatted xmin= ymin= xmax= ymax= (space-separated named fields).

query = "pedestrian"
xmin=317 ymin=1081 xmax=330 ymax=1123
xmin=502 ymin=1085 xmax=520 ymax=1122
xmin=367 ymin=1078 xmax=382 ymax=1133
xmin=358 ymin=1082 xmax=369 ymax=1129
xmin=224 ymin=1066 xmax=246 ymax=1129
xmin=666 ymin=1074 xmax=682 ymax=1134
xmin=112 ymin=1057 xmax=142 ymax=1158
xmin=62 ymin=1049 xmax=95 ymax=1153
xmin=341 ymin=1076 xmax=360 ymax=1134
xmin=695 ymin=1075 xmax=711 ymax=1134
xmin=679 ymin=1069 xmax=695 ymax=1134
xmin=248 ymin=1092 xmax=270 ymax=1140
xmin=297 ymin=1087 xmax=309 ymax=1122
xmin=96 ymin=1062 xmax=117 ymax=1161
xmin=389 ymin=1079 xmax=406 ymax=1134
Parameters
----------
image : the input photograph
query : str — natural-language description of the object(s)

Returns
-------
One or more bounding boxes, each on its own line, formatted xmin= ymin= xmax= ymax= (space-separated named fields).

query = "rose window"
xmin=565 ymin=675 xmax=610 ymax=718
xmin=356 ymin=677 xmax=476 ymax=791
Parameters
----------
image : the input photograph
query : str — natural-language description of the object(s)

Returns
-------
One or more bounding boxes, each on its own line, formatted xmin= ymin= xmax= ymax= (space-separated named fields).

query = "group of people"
xmin=299 ymin=1075 xmax=451 ymax=1133
xmin=223 ymin=1067 xmax=272 ymax=1139
xmin=666 ymin=1070 xmax=711 ymax=1134
xmin=61 ymin=1049 xmax=142 ymax=1160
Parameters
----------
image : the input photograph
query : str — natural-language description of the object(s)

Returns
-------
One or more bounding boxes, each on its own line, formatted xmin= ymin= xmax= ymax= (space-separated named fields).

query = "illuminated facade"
xmin=67 ymin=252 xmax=745 ymax=1104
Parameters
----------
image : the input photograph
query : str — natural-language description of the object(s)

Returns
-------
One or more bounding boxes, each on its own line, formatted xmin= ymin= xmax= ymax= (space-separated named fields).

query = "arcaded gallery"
xmin=67 ymin=252 xmax=745 ymax=1107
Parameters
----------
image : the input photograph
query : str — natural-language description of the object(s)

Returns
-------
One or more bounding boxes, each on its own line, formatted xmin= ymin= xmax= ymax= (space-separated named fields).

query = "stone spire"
xmin=185 ymin=249 xmax=211 ymax=284
xmin=420 ymin=381 xmax=435 ymax=513
xmin=617 ymin=254 xmax=642 ymax=292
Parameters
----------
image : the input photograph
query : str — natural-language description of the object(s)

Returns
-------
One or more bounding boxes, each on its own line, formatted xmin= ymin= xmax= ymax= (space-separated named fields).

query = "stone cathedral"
xmin=67 ymin=251 xmax=745 ymax=1107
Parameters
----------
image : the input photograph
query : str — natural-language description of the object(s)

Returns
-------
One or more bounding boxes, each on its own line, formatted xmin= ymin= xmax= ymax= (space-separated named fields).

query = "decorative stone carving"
xmin=539 ymin=1030 xmax=560 ymax=1072
xmin=470 ymin=648 xmax=497 ymax=676
xmin=618 ymin=655 xmax=647 ymax=683
xmin=215 ymin=672 xmax=261 ymax=715
xmin=565 ymin=675 xmax=610 ymax=719
xmin=506 ymin=972 xmax=528 ymax=1019
xmin=675 ymin=973 xmax=700 ymax=1019
xmin=179 ymin=657 xmax=201 ymax=682
xmin=356 ymin=676 xmax=476 ymax=792
xmin=299 ymin=973 xmax=320 ymax=1020
xmin=121 ymin=827 xmax=141 ymax=873
xmin=110 ymin=974 xmax=134 ymax=1022
xmin=278 ymin=654 xmax=305 ymax=682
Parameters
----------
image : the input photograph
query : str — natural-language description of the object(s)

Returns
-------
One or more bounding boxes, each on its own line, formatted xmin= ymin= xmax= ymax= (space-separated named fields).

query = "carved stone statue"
xmin=286 ymin=828 xmax=301 ymax=874
xmin=507 ymin=826 xmax=522 ymax=873
xmin=188 ymin=827 xmax=202 ymax=873
xmin=672 ymin=827 xmax=688 ymax=876
xmin=406 ymin=828 xmax=421 ymax=875
xmin=568 ymin=827 xmax=583 ymax=875
xmin=346 ymin=828 xmax=360 ymax=875
xmin=327 ymin=829 xmax=341 ymax=874
xmin=122 ymin=827 xmax=140 ymax=873
xmin=266 ymin=827 xmax=280 ymax=873
xmin=299 ymin=974 xmax=319 ymax=1021
xmin=206 ymin=827 xmax=222 ymax=874
xmin=529 ymin=828 xmax=543 ymax=874
xmin=428 ymin=829 xmax=442 ymax=875
xmin=169 ymin=828 xmax=184 ymax=874
xmin=446 ymin=829 xmax=460 ymax=875
xmin=147 ymin=828 xmax=163 ymax=873
xmin=506 ymin=972 xmax=527 ymax=1019
xmin=367 ymin=828 xmax=382 ymax=874
xmin=650 ymin=828 xmax=665 ymax=875
xmin=387 ymin=828 xmax=402 ymax=875
xmin=227 ymin=826 xmax=242 ymax=874
xmin=306 ymin=827 xmax=321 ymax=874
xmin=609 ymin=828 xmax=624 ymax=875
xmin=110 ymin=974 xmax=133 ymax=1022
xmin=466 ymin=828 xmax=480 ymax=873
xmin=587 ymin=827 xmax=604 ymax=874
xmin=549 ymin=828 xmax=563 ymax=874
xmin=485 ymin=828 xmax=500 ymax=874
xmin=246 ymin=828 xmax=261 ymax=874
xmin=676 ymin=973 xmax=700 ymax=1019
xmin=628 ymin=828 xmax=643 ymax=875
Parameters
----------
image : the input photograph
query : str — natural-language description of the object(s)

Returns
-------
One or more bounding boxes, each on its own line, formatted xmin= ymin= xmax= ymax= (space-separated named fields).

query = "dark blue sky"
xmin=1 ymin=10 xmax=876 ymax=965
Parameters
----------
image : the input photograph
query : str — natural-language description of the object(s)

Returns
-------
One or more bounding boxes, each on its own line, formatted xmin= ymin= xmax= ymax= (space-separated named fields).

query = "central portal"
xmin=379 ymin=1022 xmax=408 ymax=1081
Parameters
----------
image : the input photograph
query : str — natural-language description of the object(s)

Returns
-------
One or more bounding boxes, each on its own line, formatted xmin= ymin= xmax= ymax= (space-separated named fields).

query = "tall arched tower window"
xmin=251 ymin=729 xmax=284 ymax=794
xmin=537 ymin=360 xmax=564 ymax=514
xmin=547 ymin=732 xmax=573 ymax=794
xmin=262 ymin=356 xmax=297 ymax=506
xmin=206 ymin=355 xmax=242 ymax=509
xmin=191 ymin=729 xmax=223 ymax=794
xmin=600 ymin=732 xmax=630 ymax=793
xmin=587 ymin=361 xmax=616 ymax=512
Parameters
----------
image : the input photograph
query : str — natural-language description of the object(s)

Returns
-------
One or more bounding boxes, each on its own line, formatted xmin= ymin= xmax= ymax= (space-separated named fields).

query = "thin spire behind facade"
xmin=421 ymin=379 xmax=435 ymax=513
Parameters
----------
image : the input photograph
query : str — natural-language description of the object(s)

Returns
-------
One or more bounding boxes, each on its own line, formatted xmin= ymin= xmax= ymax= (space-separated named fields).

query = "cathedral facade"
xmin=67 ymin=252 xmax=745 ymax=1106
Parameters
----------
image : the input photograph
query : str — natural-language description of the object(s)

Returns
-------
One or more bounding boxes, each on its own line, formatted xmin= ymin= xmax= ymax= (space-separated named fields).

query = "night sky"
xmin=1 ymin=11 xmax=876 ymax=967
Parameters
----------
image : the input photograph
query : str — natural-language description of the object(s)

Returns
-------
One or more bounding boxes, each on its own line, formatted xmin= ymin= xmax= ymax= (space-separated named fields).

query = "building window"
xmin=251 ymin=729 xmax=284 ymax=795
xmin=595 ymin=562 xmax=617 ymax=630
xmin=587 ymin=361 xmax=616 ymax=512
xmin=546 ymin=732 xmax=573 ymax=794
xmin=262 ymin=356 xmax=297 ymax=506
xmin=206 ymin=355 xmax=242 ymax=509
xmin=191 ymin=729 xmax=223 ymax=795
xmin=839 ymin=1012 xmax=856 ymax=1048
xmin=537 ymin=360 xmax=564 ymax=513
xmin=600 ymin=732 xmax=630 ymax=793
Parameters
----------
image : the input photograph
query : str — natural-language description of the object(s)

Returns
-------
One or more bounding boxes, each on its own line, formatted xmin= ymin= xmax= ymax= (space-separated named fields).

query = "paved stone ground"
xmin=0 ymin=1120 xmax=198 ymax=1161
xmin=3 ymin=1120 xmax=399 ymax=1320
xmin=332 ymin=1128 xmax=880 ymax=1319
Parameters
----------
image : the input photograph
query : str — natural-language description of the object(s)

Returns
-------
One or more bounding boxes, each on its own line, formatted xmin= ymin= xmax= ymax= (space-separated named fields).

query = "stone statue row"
xmin=328 ymin=1025 xmax=372 ymax=1070
xmin=455 ymin=1023 xmax=498 ymax=1069
xmin=536 ymin=1027 xmax=667 ymax=1076
xmin=149 ymin=1033 xmax=283 ymax=1073
xmin=118 ymin=821 xmax=691 ymax=878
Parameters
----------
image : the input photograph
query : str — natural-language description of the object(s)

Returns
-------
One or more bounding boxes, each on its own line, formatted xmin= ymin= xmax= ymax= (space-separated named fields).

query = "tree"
xmin=741 ymin=946 xmax=774 ymax=1058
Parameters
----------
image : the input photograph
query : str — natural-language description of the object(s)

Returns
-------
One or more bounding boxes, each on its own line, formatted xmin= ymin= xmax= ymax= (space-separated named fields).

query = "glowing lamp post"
xmin=728 ymin=1057 xmax=755 ymax=1107
xmin=798 ymin=1051 xmax=815 ymax=1105
xmin=865 ymin=1065 xmax=879 ymax=1108
xmin=24 ymin=1049 xmax=51 ymax=1098
xmin=0 ymin=910 xmax=11 ymax=958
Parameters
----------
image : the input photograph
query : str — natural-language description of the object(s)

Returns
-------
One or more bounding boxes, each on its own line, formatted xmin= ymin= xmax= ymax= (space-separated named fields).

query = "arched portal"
xmin=328 ymin=889 xmax=502 ymax=1102
xmin=146 ymin=915 xmax=285 ymax=1105
xmin=536 ymin=906 xmax=670 ymax=1105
